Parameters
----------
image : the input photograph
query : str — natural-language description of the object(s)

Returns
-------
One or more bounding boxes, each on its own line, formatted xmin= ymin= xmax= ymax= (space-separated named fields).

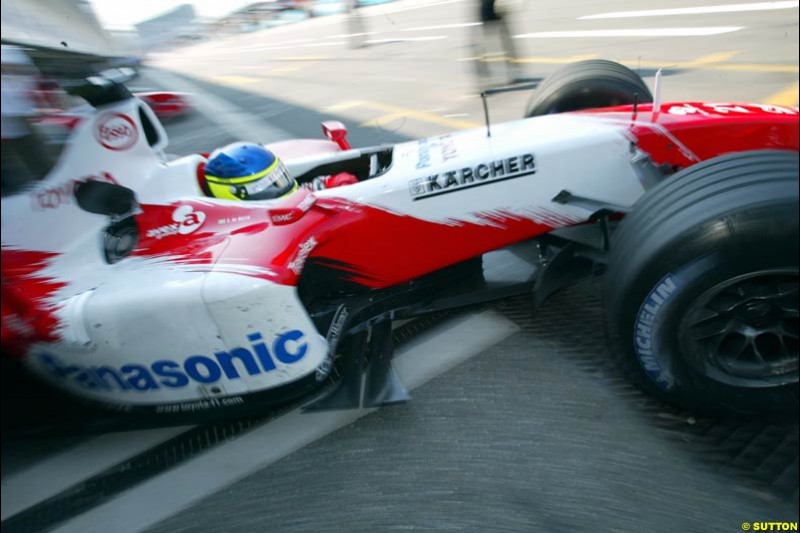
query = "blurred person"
xmin=1 ymin=45 xmax=53 ymax=196
xmin=473 ymin=0 xmax=522 ymax=90
xmin=345 ymin=0 xmax=368 ymax=48
xmin=201 ymin=142 xmax=357 ymax=201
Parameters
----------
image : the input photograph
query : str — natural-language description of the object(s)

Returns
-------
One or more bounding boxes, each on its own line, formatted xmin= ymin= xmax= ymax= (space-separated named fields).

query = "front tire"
xmin=605 ymin=150 xmax=799 ymax=417
xmin=525 ymin=59 xmax=653 ymax=117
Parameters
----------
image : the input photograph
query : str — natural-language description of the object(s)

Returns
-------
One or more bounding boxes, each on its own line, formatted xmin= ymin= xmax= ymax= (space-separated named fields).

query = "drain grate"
xmin=493 ymin=282 xmax=799 ymax=502
xmin=1 ymin=418 xmax=267 ymax=533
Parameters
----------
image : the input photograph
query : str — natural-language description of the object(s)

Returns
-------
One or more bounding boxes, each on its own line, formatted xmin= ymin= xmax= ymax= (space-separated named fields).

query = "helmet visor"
xmin=242 ymin=161 xmax=294 ymax=199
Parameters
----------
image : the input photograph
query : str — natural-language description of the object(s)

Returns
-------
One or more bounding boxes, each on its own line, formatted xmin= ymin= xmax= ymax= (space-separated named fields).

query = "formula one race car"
xmin=2 ymin=61 xmax=797 ymax=420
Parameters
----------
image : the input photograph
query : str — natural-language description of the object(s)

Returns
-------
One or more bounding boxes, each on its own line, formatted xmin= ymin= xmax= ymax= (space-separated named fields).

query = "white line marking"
xmin=401 ymin=22 xmax=482 ymax=31
xmin=241 ymin=38 xmax=317 ymax=50
xmin=365 ymin=35 xmax=448 ymax=44
xmin=146 ymin=69 xmax=292 ymax=143
xmin=0 ymin=426 xmax=191 ymax=521
xmin=50 ymin=310 xmax=519 ymax=533
xmin=249 ymin=41 xmax=348 ymax=51
xmin=514 ymin=27 xmax=744 ymax=38
xmin=365 ymin=0 xmax=465 ymax=17
xmin=324 ymin=32 xmax=378 ymax=38
xmin=296 ymin=41 xmax=347 ymax=47
xmin=581 ymin=1 xmax=799 ymax=19
xmin=392 ymin=311 xmax=519 ymax=389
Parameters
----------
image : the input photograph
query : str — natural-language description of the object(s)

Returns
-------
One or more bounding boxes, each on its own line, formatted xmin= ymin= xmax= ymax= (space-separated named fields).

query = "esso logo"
xmin=95 ymin=113 xmax=138 ymax=151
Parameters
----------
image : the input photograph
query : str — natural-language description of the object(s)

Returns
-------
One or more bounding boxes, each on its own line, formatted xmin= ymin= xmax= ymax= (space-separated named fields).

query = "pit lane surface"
xmin=2 ymin=0 xmax=799 ymax=531
xmin=3 ymin=287 xmax=798 ymax=533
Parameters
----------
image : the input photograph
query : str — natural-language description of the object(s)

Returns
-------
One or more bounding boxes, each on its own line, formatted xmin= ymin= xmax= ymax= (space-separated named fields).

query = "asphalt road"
xmin=2 ymin=0 xmax=799 ymax=532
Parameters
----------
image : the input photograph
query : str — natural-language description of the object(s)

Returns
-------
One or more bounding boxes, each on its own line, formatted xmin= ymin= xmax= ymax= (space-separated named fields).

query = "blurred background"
xmin=1 ymin=1 xmax=799 ymax=533
xmin=3 ymin=0 xmax=797 ymax=156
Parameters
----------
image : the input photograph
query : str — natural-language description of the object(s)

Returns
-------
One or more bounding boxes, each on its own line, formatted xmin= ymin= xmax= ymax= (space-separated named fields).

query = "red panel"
xmin=589 ymin=102 xmax=799 ymax=169
xmin=1 ymin=249 xmax=66 ymax=358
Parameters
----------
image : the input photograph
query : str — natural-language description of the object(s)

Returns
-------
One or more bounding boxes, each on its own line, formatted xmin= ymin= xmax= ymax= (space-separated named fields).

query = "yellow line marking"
xmin=327 ymin=100 xmax=480 ymax=129
xmin=360 ymin=101 xmax=481 ymax=129
xmin=682 ymin=50 xmax=740 ymax=67
xmin=709 ymin=63 xmax=799 ymax=73
xmin=765 ymin=82 xmax=800 ymax=106
xmin=361 ymin=113 xmax=408 ymax=127
xmin=512 ymin=53 xmax=599 ymax=64
xmin=458 ymin=52 xmax=797 ymax=73
xmin=619 ymin=58 xmax=798 ymax=73
xmin=270 ymin=62 xmax=317 ymax=74
xmin=324 ymin=101 xmax=366 ymax=112
xmin=460 ymin=54 xmax=598 ymax=64
xmin=213 ymin=75 xmax=258 ymax=85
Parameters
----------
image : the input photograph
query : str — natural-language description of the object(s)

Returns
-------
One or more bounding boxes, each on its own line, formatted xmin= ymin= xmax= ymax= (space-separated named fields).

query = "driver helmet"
xmin=203 ymin=142 xmax=296 ymax=200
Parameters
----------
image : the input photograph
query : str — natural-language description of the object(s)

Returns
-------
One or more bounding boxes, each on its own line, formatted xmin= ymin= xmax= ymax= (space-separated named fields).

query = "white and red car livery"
xmin=2 ymin=65 xmax=798 ymax=418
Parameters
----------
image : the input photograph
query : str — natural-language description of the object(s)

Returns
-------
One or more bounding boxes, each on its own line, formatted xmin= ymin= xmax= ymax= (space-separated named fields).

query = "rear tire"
xmin=525 ymin=59 xmax=652 ymax=117
xmin=605 ymin=150 xmax=799 ymax=417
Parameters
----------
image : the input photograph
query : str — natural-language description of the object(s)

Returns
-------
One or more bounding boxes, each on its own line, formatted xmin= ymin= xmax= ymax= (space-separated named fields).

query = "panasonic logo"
xmin=37 ymin=330 xmax=309 ymax=392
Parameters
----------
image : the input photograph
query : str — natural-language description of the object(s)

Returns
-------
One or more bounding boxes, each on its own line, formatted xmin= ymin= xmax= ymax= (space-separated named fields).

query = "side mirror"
xmin=63 ymin=69 xmax=133 ymax=107
xmin=322 ymin=120 xmax=351 ymax=150
xmin=99 ymin=67 xmax=137 ymax=84
xmin=75 ymin=180 xmax=137 ymax=218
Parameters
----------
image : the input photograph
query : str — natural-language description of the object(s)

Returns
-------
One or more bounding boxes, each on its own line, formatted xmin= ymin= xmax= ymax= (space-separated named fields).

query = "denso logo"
xmin=288 ymin=236 xmax=317 ymax=275
xmin=32 ymin=172 xmax=118 ymax=210
xmin=95 ymin=113 xmax=138 ymax=151
xmin=146 ymin=205 xmax=206 ymax=239
xmin=38 ymin=330 xmax=308 ymax=392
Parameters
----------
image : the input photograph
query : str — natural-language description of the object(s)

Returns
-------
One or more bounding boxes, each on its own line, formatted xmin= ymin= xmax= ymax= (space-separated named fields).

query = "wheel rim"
xmin=680 ymin=270 xmax=799 ymax=388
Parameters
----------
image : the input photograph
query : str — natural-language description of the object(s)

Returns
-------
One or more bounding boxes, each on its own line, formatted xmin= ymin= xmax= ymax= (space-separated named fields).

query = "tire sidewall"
xmin=613 ymin=205 xmax=799 ymax=415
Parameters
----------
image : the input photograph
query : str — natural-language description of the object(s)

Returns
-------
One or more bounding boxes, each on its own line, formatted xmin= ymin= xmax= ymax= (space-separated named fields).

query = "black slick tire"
xmin=605 ymin=150 xmax=799 ymax=417
xmin=525 ymin=59 xmax=653 ymax=117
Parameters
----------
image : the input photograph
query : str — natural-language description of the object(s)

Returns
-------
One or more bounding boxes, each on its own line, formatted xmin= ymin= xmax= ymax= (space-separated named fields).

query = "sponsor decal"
xmin=146 ymin=205 xmax=206 ymax=240
xmin=326 ymin=305 xmax=348 ymax=349
xmin=297 ymin=193 xmax=316 ymax=212
xmin=416 ymin=135 xmax=458 ymax=169
xmin=439 ymin=133 xmax=457 ymax=162
xmin=667 ymin=103 xmax=798 ymax=116
xmin=288 ymin=236 xmax=317 ymax=275
xmin=318 ymin=304 xmax=348 ymax=380
xmin=38 ymin=329 xmax=308 ymax=392
xmin=751 ymin=104 xmax=798 ymax=114
xmin=416 ymin=138 xmax=431 ymax=169
xmin=95 ymin=113 xmax=138 ymax=151
xmin=634 ymin=275 xmax=679 ymax=389
xmin=269 ymin=194 xmax=314 ymax=225
xmin=272 ymin=212 xmax=296 ymax=224
xmin=155 ymin=396 xmax=244 ymax=414
xmin=666 ymin=104 xmax=711 ymax=116
xmin=217 ymin=215 xmax=252 ymax=225
xmin=408 ymin=153 xmax=536 ymax=201
xmin=31 ymin=172 xmax=117 ymax=210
